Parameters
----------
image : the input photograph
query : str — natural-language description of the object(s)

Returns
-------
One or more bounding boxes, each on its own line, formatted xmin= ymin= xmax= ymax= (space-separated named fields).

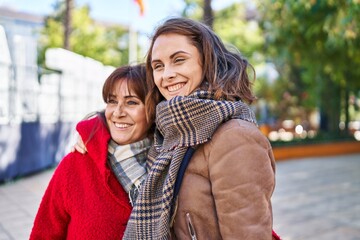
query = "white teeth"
xmin=114 ymin=123 xmax=131 ymax=128
xmin=167 ymin=83 xmax=185 ymax=92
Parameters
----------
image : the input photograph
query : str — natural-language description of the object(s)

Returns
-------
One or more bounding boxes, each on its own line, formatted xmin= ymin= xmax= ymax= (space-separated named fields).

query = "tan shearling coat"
xmin=170 ymin=119 xmax=276 ymax=240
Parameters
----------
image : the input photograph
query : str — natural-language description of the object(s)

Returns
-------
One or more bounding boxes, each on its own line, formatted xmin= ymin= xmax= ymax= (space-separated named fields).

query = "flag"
xmin=134 ymin=0 xmax=145 ymax=16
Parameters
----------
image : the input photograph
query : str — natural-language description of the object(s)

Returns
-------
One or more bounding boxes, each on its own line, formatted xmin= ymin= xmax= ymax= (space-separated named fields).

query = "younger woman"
xmin=124 ymin=18 xmax=278 ymax=240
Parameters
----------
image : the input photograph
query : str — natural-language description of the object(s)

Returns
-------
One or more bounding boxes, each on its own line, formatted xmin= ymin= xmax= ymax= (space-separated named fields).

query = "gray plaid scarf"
xmin=107 ymin=137 xmax=151 ymax=206
xmin=124 ymin=90 xmax=257 ymax=239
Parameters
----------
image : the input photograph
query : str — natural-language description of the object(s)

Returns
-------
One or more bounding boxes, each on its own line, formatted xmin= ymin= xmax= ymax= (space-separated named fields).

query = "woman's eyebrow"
xmin=124 ymin=95 xmax=140 ymax=99
xmin=169 ymin=50 xmax=190 ymax=59
xmin=151 ymin=50 xmax=190 ymax=64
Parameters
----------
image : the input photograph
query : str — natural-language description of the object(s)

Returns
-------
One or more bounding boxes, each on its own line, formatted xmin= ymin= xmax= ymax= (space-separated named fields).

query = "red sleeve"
xmin=30 ymin=154 xmax=72 ymax=239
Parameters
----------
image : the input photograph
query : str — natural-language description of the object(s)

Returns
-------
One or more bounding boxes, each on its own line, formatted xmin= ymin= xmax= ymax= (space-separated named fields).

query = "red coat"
xmin=30 ymin=116 xmax=132 ymax=239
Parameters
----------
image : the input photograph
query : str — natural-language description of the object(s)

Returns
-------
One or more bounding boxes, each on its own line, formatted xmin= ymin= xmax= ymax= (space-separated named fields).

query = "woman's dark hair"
xmin=145 ymin=17 xmax=256 ymax=119
xmin=102 ymin=64 xmax=147 ymax=108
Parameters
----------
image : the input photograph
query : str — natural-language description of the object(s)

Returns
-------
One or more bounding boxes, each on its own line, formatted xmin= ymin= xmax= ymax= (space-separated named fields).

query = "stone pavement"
xmin=272 ymin=153 xmax=360 ymax=240
xmin=0 ymin=168 xmax=54 ymax=240
xmin=0 ymin=153 xmax=359 ymax=240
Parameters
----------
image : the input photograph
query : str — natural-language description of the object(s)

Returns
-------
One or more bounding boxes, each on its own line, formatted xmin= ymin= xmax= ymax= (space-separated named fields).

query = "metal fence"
xmin=0 ymin=49 xmax=115 ymax=124
xmin=0 ymin=49 xmax=115 ymax=181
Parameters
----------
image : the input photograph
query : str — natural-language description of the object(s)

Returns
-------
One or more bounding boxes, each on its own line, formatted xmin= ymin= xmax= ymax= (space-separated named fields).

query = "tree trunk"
xmin=64 ymin=0 xmax=73 ymax=50
xmin=203 ymin=0 xmax=213 ymax=29
xmin=319 ymin=76 xmax=341 ymax=137
xmin=344 ymin=85 xmax=350 ymax=134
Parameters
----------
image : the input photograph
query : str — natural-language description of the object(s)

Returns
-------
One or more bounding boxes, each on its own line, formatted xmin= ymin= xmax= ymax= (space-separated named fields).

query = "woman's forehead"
xmin=112 ymin=79 xmax=131 ymax=94
xmin=152 ymin=34 xmax=197 ymax=58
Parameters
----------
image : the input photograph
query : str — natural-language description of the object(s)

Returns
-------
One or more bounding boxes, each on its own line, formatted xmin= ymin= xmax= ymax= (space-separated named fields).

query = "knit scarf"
xmin=124 ymin=90 xmax=257 ymax=239
xmin=107 ymin=137 xmax=151 ymax=206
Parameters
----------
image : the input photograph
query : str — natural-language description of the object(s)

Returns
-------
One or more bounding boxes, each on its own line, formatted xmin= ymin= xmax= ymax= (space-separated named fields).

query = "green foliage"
xmin=181 ymin=0 xmax=206 ymax=20
xmin=258 ymin=0 xmax=360 ymax=86
xmin=38 ymin=1 xmax=129 ymax=67
xmin=257 ymin=0 xmax=360 ymax=133
xmin=214 ymin=3 xmax=264 ymax=62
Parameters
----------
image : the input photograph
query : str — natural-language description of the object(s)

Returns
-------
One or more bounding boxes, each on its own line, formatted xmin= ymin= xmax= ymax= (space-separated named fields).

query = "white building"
xmin=0 ymin=7 xmax=43 ymax=123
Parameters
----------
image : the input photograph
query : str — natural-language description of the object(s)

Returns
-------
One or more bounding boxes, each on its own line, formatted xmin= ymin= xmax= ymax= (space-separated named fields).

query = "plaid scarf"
xmin=107 ymin=137 xmax=151 ymax=206
xmin=124 ymin=90 xmax=257 ymax=239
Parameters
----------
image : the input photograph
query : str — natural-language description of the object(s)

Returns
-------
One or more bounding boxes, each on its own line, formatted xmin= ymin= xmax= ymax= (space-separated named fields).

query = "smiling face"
xmin=105 ymin=79 xmax=150 ymax=145
xmin=150 ymin=33 xmax=203 ymax=100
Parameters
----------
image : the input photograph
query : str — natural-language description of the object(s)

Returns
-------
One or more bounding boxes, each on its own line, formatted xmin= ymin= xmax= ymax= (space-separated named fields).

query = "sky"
xmin=0 ymin=0 xmax=242 ymax=34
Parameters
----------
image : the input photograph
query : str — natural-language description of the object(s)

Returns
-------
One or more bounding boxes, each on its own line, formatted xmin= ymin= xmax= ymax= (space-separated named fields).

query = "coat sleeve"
xmin=30 ymin=155 xmax=72 ymax=240
xmin=207 ymin=120 xmax=275 ymax=239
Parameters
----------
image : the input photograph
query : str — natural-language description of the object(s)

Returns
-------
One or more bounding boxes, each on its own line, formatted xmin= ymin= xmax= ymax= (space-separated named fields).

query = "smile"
xmin=167 ymin=83 xmax=185 ymax=92
xmin=114 ymin=123 xmax=132 ymax=128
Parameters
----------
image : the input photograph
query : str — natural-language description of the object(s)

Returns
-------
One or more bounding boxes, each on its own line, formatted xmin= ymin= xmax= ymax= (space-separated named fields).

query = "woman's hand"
xmin=70 ymin=134 xmax=87 ymax=154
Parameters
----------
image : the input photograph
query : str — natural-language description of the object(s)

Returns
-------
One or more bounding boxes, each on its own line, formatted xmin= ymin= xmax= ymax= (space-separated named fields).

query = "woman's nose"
xmin=162 ymin=66 xmax=176 ymax=81
xmin=113 ymin=104 xmax=126 ymax=117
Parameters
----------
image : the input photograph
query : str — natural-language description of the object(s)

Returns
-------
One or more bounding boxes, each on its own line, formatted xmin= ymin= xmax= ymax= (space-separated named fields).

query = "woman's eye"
xmin=107 ymin=99 xmax=117 ymax=104
xmin=127 ymin=100 xmax=140 ymax=105
xmin=174 ymin=57 xmax=185 ymax=63
xmin=153 ymin=63 xmax=163 ymax=70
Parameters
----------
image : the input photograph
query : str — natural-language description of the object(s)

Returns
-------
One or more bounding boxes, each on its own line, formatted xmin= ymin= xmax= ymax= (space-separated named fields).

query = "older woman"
xmin=30 ymin=64 xmax=154 ymax=239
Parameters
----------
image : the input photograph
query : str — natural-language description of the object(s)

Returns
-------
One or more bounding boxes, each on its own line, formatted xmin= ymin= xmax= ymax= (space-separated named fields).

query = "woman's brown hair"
xmin=145 ymin=17 xmax=256 ymax=120
xmin=102 ymin=64 xmax=147 ymax=107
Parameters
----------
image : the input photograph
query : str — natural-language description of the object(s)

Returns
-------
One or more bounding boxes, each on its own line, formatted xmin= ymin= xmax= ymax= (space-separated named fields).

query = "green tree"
xmin=38 ymin=1 xmax=129 ymax=67
xmin=182 ymin=0 xmax=211 ymax=24
xmin=64 ymin=0 xmax=73 ymax=50
xmin=203 ymin=0 xmax=214 ymax=28
xmin=214 ymin=3 xmax=264 ymax=63
xmin=257 ymin=0 xmax=360 ymax=136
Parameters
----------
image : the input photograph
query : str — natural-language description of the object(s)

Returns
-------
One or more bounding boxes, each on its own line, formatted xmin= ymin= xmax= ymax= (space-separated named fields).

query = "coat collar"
xmin=76 ymin=115 xmax=110 ymax=176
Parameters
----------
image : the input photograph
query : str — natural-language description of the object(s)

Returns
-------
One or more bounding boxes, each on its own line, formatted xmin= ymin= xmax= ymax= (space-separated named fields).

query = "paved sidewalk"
xmin=272 ymin=153 xmax=360 ymax=240
xmin=0 ymin=168 xmax=54 ymax=240
xmin=0 ymin=153 xmax=359 ymax=239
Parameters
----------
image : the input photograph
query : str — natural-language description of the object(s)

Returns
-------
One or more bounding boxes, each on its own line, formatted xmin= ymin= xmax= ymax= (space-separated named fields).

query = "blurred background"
xmin=0 ymin=0 xmax=360 ymax=240
xmin=0 ymin=0 xmax=360 ymax=239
